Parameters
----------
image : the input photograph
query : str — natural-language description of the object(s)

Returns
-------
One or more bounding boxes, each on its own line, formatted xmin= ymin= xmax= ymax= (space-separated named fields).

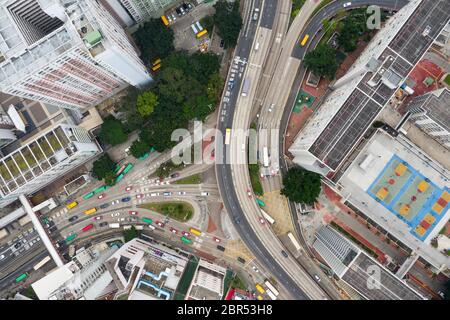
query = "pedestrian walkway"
xmin=260 ymin=191 xmax=295 ymax=236
xmin=224 ymin=240 xmax=253 ymax=262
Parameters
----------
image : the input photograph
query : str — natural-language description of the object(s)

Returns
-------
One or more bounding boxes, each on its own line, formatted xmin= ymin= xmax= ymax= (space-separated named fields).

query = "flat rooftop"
xmin=308 ymin=0 xmax=450 ymax=171
xmin=337 ymin=130 xmax=450 ymax=269
xmin=314 ymin=226 xmax=424 ymax=300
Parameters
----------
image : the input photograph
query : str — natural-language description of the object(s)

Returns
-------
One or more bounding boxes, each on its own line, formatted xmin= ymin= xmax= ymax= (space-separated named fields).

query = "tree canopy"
xmin=213 ymin=0 xmax=243 ymax=48
xmin=303 ymin=44 xmax=338 ymax=79
xmin=133 ymin=18 xmax=175 ymax=62
xmin=137 ymin=91 xmax=158 ymax=117
xmin=281 ymin=167 xmax=322 ymax=205
xmin=130 ymin=139 xmax=150 ymax=158
xmin=92 ymin=154 xmax=116 ymax=181
xmin=337 ymin=9 xmax=369 ymax=52
xmin=99 ymin=115 xmax=128 ymax=146
xmin=123 ymin=225 xmax=140 ymax=242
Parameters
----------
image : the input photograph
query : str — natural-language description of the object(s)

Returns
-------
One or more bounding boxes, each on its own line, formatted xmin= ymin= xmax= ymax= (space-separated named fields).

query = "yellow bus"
xmin=84 ymin=207 xmax=97 ymax=215
xmin=66 ymin=201 xmax=78 ymax=210
xmin=255 ymin=283 xmax=266 ymax=294
xmin=152 ymin=58 xmax=161 ymax=66
xmin=196 ymin=29 xmax=208 ymax=38
xmin=161 ymin=15 xmax=169 ymax=26
xmin=152 ymin=64 xmax=161 ymax=72
xmin=189 ymin=227 xmax=202 ymax=237
xmin=300 ymin=34 xmax=309 ymax=46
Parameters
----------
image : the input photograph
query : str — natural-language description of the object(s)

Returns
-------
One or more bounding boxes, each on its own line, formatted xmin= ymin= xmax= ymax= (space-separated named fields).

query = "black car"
xmin=99 ymin=203 xmax=109 ymax=209
xmin=175 ymin=7 xmax=182 ymax=15
xmin=68 ymin=216 xmax=79 ymax=222
xmin=182 ymin=3 xmax=189 ymax=11
xmin=237 ymin=257 xmax=246 ymax=264
xmin=170 ymin=172 xmax=180 ymax=179
xmin=234 ymin=217 xmax=241 ymax=224
xmin=14 ymin=242 xmax=22 ymax=249
xmin=98 ymin=222 xmax=108 ymax=228
xmin=281 ymin=250 xmax=289 ymax=258
xmin=216 ymin=245 xmax=225 ymax=252
xmin=121 ymin=197 xmax=131 ymax=202
xmin=220 ymin=39 xmax=225 ymax=47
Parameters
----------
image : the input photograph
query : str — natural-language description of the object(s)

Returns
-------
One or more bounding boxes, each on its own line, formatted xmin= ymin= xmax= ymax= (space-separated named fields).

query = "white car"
xmin=111 ymin=199 xmax=120 ymax=205
xmin=117 ymin=217 xmax=125 ymax=222
xmin=150 ymin=192 xmax=160 ymax=197
xmin=314 ymin=274 xmax=321 ymax=282
xmin=178 ymin=191 xmax=186 ymax=195
xmin=0 ymin=254 xmax=5 ymax=260
xmin=111 ymin=212 xmax=120 ymax=217
xmin=343 ymin=2 xmax=351 ymax=8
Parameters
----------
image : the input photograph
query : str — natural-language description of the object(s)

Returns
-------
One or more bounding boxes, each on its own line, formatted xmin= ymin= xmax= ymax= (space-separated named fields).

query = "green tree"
xmin=130 ymin=139 xmax=150 ymax=158
xmin=104 ymin=171 xmax=116 ymax=186
xmin=137 ymin=91 xmax=158 ymax=117
xmin=213 ymin=0 xmax=243 ymax=48
xmin=117 ymin=87 xmax=145 ymax=132
xmin=133 ymin=19 xmax=174 ymax=62
xmin=99 ymin=115 xmax=128 ymax=146
xmin=123 ymin=225 xmax=140 ymax=242
xmin=337 ymin=9 xmax=369 ymax=52
xmin=92 ymin=154 xmax=116 ymax=180
xmin=281 ymin=167 xmax=322 ymax=205
xmin=303 ymin=44 xmax=338 ymax=79
xmin=206 ymin=73 xmax=225 ymax=102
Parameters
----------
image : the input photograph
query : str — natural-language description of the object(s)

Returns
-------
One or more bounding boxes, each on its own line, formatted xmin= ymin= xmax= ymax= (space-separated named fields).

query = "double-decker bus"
xmin=33 ymin=256 xmax=51 ymax=271
xmin=15 ymin=273 xmax=28 ymax=283
xmin=115 ymin=173 xmax=124 ymax=183
xmin=191 ymin=23 xmax=198 ymax=34
xmin=181 ymin=236 xmax=192 ymax=244
xmin=65 ymin=234 xmax=77 ymax=242
xmin=189 ymin=227 xmax=202 ymax=237
xmin=266 ymin=289 xmax=277 ymax=300
xmin=256 ymin=198 xmax=265 ymax=207
xmin=122 ymin=163 xmax=134 ymax=175
xmin=161 ymin=15 xmax=169 ymax=26
xmin=114 ymin=164 xmax=126 ymax=176
xmin=84 ymin=207 xmax=97 ymax=215
xmin=142 ymin=217 xmax=153 ymax=225
xmin=93 ymin=185 xmax=110 ymax=194
xmin=264 ymin=280 xmax=279 ymax=296
xmin=83 ymin=192 xmax=95 ymax=200
xmin=225 ymin=128 xmax=231 ymax=145
xmin=196 ymin=21 xmax=203 ymax=31
xmin=300 ymin=34 xmax=310 ymax=46
xmin=287 ymin=232 xmax=301 ymax=251
xmin=260 ymin=209 xmax=275 ymax=224
xmin=82 ymin=224 xmax=94 ymax=232
xmin=255 ymin=283 xmax=266 ymax=294
xmin=196 ymin=29 xmax=208 ymax=38
xmin=66 ymin=201 xmax=78 ymax=210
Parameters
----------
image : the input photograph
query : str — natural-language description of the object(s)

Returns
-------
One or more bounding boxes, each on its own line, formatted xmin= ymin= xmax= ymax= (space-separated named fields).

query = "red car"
xmin=129 ymin=211 xmax=138 ymax=215
xmin=136 ymin=194 xmax=144 ymax=199
xmin=247 ymin=189 xmax=252 ymax=198
xmin=125 ymin=186 xmax=132 ymax=192
xmin=170 ymin=227 xmax=178 ymax=234
xmin=181 ymin=231 xmax=190 ymax=237
xmin=213 ymin=237 xmax=221 ymax=243
xmin=82 ymin=224 xmax=94 ymax=232
xmin=156 ymin=221 xmax=165 ymax=228
xmin=94 ymin=216 xmax=102 ymax=221
xmin=97 ymin=193 xmax=105 ymax=199
xmin=259 ymin=217 xmax=265 ymax=225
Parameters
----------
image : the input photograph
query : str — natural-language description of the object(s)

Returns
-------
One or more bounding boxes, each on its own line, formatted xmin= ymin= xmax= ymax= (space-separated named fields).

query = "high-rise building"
xmin=406 ymin=88 xmax=450 ymax=149
xmin=0 ymin=123 xmax=101 ymax=207
xmin=289 ymin=0 xmax=450 ymax=176
xmin=0 ymin=0 xmax=152 ymax=110
xmin=117 ymin=0 xmax=179 ymax=23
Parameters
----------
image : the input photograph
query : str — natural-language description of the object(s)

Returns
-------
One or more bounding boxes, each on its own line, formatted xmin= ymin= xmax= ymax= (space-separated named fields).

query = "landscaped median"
xmin=139 ymin=201 xmax=194 ymax=222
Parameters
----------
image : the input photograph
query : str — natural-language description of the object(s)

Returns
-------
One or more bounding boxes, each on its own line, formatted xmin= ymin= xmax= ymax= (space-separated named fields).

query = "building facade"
xmin=117 ymin=0 xmax=179 ymax=22
xmin=0 ymin=123 xmax=101 ymax=207
xmin=0 ymin=0 xmax=152 ymax=110
xmin=289 ymin=0 xmax=450 ymax=176
xmin=406 ymin=88 xmax=450 ymax=149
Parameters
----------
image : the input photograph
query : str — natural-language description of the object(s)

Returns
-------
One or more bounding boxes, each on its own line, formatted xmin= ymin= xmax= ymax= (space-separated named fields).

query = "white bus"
xmin=109 ymin=223 xmax=120 ymax=229
xmin=287 ymin=232 xmax=301 ymax=251
xmin=123 ymin=225 xmax=132 ymax=230
xmin=266 ymin=289 xmax=278 ymax=300
xmin=225 ymin=128 xmax=231 ymax=145
xmin=135 ymin=225 xmax=144 ymax=230
xmin=33 ymin=255 xmax=51 ymax=271
xmin=260 ymin=209 xmax=275 ymax=224
xmin=241 ymin=78 xmax=251 ymax=97
xmin=191 ymin=24 xmax=198 ymax=34
xmin=263 ymin=147 xmax=269 ymax=167
xmin=196 ymin=21 xmax=203 ymax=31
xmin=264 ymin=280 xmax=279 ymax=296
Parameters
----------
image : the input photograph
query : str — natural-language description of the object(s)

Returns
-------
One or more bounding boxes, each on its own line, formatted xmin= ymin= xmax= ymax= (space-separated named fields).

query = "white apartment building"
xmin=117 ymin=0 xmax=179 ymax=23
xmin=289 ymin=0 xmax=450 ymax=176
xmin=0 ymin=123 xmax=101 ymax=207
xmin=0 ymin=0 xmax=152 ymax=110
xmin=406 ymin=88 xmax=450 ymax=149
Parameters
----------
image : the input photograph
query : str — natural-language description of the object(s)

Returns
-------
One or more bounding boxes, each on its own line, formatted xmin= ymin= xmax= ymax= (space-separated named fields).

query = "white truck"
xmin=0 ymin=228 xmax=8 ymax=240
xmin=253 ymin=8 xmax=260 ymax=21
xmin=18 ymin=215 xmax=31 ymax=227
xmin=109 ymin=223 xmax=120 ymax=229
